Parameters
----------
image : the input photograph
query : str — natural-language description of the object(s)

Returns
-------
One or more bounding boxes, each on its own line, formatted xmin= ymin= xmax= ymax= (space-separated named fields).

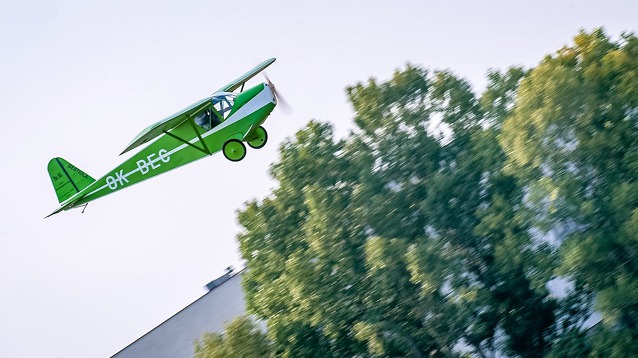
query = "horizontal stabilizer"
xmin=47 ymin=158 xmax=95 ymax=203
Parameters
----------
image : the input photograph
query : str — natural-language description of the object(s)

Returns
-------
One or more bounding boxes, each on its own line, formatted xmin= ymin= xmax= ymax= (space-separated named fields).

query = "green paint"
xmin=47 ymin=157 xmax=96 ymax=203
xmin=247 ymin=126 xmax=268 ymax=149
xmin=223 ymin=140 xmax=247 ymax=161
xmin=46 ymin=59 xmax=278 ymax=217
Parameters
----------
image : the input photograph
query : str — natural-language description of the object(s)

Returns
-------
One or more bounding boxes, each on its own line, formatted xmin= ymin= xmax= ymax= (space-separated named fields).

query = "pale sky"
xmin=0 ymin=1 xmax=636 ymax=357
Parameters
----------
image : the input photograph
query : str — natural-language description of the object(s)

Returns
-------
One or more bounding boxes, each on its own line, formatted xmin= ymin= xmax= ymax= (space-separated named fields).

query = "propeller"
xmin=264 ymin=73 xmax=291 ymax=114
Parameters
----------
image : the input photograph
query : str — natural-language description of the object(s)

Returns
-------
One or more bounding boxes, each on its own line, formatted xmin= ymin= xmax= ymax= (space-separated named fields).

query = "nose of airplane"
xmin=264 ymin=82 xmax=277 ymax=106
xmin=263 ymin=77 xmax=290 ymax=113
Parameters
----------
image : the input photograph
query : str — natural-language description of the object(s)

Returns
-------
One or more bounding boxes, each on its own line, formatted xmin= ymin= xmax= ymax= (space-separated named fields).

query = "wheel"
xmin=247 ymin=126 xmax=268 ymax=149
xmin=223 ymin=139 xmax=246 ymax=162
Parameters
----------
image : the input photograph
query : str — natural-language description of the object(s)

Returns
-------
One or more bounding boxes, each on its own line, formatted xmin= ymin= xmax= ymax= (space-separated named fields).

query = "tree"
xmin=499 ymin=28 xmax=638 ymax=356
xmin=236 ymin=61 xmax=559 ymax=357
xmin=217 ymin=28 xmax=638 ymax=358
xmin=193 ymin=316 xmax=272 ymax=358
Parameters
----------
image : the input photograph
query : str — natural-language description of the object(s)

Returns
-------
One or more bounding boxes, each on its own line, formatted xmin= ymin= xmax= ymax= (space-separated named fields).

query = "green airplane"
xmin=46 ymin=58 xmax=283 ymax=218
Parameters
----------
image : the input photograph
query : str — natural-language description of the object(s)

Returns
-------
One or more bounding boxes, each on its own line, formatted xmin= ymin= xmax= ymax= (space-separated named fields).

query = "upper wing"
xmin=217 ymin=58 xmax=276 ymax=92
xmin=120 ymin=97 xmax=211 ymax=155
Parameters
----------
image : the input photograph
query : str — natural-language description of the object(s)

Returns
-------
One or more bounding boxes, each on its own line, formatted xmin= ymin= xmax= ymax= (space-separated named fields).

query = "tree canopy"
xmin=194 ymin=316 xmax=272 ymax=358
xmin=200 ymin=28 xmax=638 ymax=357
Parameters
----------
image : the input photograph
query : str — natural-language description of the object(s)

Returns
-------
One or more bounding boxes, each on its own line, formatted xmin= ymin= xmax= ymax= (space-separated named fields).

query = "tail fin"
xmin=47 ymin=158 xmax=96 ymax=203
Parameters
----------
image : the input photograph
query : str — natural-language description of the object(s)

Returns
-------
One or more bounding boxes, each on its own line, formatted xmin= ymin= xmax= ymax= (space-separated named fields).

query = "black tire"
xmin=223 ymin=139 xmax=247 ymax=162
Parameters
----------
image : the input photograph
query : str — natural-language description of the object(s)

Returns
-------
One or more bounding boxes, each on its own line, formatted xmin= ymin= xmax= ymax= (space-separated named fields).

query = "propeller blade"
xmin=273 ymin=88 xmax=291 ymax=114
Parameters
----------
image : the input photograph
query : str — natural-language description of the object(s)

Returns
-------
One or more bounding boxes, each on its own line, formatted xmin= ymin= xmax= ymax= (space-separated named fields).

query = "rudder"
xmin=47 ymin=158 xmax=96 ymax=203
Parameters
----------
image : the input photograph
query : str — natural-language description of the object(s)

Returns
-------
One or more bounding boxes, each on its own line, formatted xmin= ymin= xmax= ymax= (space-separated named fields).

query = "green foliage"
xmin=227 ymin=28 xmax=638 ymax=357
xmin=193 ymin=316 xmax=271 ymax=358
xmin=500 ymin=28 xmax=638 ymax=354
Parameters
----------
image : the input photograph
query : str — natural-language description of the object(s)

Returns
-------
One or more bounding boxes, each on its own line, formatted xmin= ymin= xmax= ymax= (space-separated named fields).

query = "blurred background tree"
xmin=199 ymin=28 xmax=637 ymax=357
xmin=500 ymin=28 xmax=638 ymax=357
xmin=194 ymin=316 xmax=272 ymax=358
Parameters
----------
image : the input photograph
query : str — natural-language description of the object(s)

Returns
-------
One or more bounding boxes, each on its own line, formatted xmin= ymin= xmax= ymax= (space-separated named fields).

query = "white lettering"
xmin=106 ymin=175 xmax=117 ymax=190
xmin=107 ymin=149 xmax=171 ymax=190
xmin=106 ymin=170 xmax=129 ymax=190
xmin=137 ymin=149 xmax=171 ymax=176
xmin=147 ymin=153 xmax=159 ymax=170
xmin=137 ymin=160 xmax=149 ymax=175
xmin=115 ymin=170 xmax=128 ymax=186
xmin=159 ymin=149 xmax=170 ymax=163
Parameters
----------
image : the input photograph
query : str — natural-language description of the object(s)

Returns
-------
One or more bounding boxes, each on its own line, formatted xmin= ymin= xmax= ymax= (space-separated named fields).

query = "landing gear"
xmin=247 ymin=126 xmax=268 ymax=149
xmin=223 ymin=139 xmax=246 ymax=162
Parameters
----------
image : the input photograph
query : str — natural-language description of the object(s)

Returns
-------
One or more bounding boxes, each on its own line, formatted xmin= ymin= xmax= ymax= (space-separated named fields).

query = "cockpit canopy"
xmin=212 ymin=92 xmax=236 ymax=117
xmin=194 ymin=92 xmax=236 ymax=131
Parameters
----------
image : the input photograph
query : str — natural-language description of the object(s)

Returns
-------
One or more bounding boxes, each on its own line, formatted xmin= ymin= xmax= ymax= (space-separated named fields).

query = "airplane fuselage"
xmin=62 ymin=83 xmax=276 ymax=209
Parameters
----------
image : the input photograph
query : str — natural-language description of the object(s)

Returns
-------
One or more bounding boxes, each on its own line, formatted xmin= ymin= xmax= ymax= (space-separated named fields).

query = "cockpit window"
xmin=194 ymin=93 xmax=236 ymax=131
xmin=212 ymin=93 xmax=235 ymax=119
xmin=194 ymin=110 xmax=213 ymax=131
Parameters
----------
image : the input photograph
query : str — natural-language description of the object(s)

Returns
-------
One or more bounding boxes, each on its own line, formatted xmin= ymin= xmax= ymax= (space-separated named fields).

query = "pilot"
xmin=194 ymin=111 xmax=211 ymax=131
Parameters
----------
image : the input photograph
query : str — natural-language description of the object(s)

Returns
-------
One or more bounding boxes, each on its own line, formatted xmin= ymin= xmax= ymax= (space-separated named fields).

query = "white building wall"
xmin=111 ymin=273 xmax=246 ymax=358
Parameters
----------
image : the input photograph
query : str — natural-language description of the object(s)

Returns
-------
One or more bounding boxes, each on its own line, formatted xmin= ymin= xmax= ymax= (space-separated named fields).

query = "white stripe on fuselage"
xmin=76 ymin=85 xmax=275 ymax=200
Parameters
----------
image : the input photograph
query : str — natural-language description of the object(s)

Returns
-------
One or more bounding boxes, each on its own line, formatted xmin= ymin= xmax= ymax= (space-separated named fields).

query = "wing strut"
xmin=162 ymin=130 xmax=209 ymax=155
xmin=162 ymin=118 xmax=211 ymax=155
xmin=188 ymin=119 xmax=211 ymax=154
